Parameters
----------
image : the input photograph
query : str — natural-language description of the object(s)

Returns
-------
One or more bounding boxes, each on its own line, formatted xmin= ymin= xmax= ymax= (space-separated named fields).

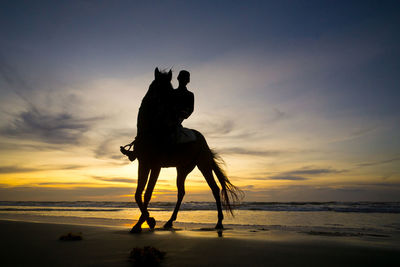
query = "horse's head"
xmin=145 ymin=68 xmax=173 ymax=99
xmin=154 ymin=67 xmax=172 ymax=86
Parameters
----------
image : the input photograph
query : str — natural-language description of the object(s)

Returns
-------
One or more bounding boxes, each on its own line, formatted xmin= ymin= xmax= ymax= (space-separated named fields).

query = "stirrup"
xmin=120 ymin=144 xmax=137 ymax=162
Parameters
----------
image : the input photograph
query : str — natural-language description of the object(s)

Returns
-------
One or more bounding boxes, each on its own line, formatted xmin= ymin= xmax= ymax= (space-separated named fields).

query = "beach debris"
xmin=59 ymin=232 xmax=83 ymax=241
xmin=129 ymin=246 xmax=166 ymax=266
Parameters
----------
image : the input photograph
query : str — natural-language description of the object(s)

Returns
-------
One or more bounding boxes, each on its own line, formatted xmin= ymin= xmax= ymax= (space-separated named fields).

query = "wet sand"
xmin=0 ymin=219 xmax=399 ymax=266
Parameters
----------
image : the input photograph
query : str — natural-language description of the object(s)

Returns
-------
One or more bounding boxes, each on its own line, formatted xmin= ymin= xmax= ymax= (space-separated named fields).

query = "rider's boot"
xmin=120 ymin=146 xmax=137 ymax=161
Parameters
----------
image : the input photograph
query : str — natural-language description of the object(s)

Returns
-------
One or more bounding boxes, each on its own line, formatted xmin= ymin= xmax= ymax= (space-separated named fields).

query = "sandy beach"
xmin=1 ymin=219 xmax=399 ymax=267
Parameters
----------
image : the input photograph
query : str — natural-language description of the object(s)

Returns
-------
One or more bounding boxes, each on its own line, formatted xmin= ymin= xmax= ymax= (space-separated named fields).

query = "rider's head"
xmin=177 ymin=70 xmax=190 ymax=86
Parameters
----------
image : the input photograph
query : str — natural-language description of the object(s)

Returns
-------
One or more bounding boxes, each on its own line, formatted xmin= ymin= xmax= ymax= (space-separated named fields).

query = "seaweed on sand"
xmin=129 ymin=246 xmax=166 ymax=266
xmin=59 ymin=232 xmax=83 ymax=241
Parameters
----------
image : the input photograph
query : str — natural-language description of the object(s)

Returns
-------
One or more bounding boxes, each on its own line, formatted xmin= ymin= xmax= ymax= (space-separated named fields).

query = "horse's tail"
xmin=211 ymin=150 xmax=244 ymax=215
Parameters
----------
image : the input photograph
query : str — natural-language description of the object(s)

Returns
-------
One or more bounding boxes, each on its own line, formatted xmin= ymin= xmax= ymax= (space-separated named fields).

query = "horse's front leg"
xmin=131 ymin=162 xmax=150 ymax=233
xmin=142 ymin=166 xmax=161 ymax=230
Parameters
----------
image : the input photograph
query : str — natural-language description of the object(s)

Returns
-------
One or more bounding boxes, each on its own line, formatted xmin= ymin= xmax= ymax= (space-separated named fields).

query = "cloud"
xmin=93 ymin=128 xmax=135 ymax=161
xmin=0 ymin=164 xmax=85 ymax=174
xmin=187 ymin=116 xmax=261 ymax=141
xmin=267 ymin=108 xmax=289 ymax=123
xmin=241 ymin=185 xmax=255 ymax=190
xmin=218 ymin=147 xmax=285 ymax=157
xmin=359 ymin=182 xmax=400 ymax=188
xmin=247 ymin=175 xmax=308 ymax=181
xmin=0 ymin=141 xmax=59 ymax=152
xmin=0 ymin=56 xmax=105 ymax=146
xmin=350 ymin=125 xmax=378 ymax=138
xmin=0 ymin=185 xmax=135 ymax=201
xmin=1 ymin=106 xmax=101 ymax=144
xmin=190 ymin=119 xmax=235 ymax=137
xmin=281 ymin=168 xmax=345 ymax=176
xmin=380 ymin=174 xmax=395 ymax=180
xmin=0 ymin=55 xmax=36 ymax=107
xmin=249 ymin=167 xmax=346 ymax=181
xmin=357 ymin=156 xmax=400 ymax=167
xmin=91 ymin=176 xmax=136 ymax=184
xmin=0 ymin=165 xmax=38 ymax=174
xmin=36 ymin=182 xmax=96 ymax=186
xmin=268 ymin=176 xmax=308 ymax=181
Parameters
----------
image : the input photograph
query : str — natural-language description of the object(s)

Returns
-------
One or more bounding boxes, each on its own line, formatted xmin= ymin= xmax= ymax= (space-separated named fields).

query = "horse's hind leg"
xmin=164 ymin=166 xmax=193 ymax=229
xmin=198 ymin=162 xmax=224 ymax=229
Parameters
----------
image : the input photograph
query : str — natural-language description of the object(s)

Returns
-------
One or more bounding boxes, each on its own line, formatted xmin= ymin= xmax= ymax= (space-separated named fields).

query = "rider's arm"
xmin=181 ymin=92 xmax=194 ymax=119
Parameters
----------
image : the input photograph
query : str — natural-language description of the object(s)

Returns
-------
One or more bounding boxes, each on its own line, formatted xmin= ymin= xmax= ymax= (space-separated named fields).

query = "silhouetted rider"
xmin=122 ymin=69 xmax=194 ymax=161
xmin=173 ymin=70 xmax=194 ymax=126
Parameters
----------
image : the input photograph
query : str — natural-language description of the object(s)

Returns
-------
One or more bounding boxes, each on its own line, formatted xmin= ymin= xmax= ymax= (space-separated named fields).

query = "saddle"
xmin=120 ymin=128 xmax=196 ymax=162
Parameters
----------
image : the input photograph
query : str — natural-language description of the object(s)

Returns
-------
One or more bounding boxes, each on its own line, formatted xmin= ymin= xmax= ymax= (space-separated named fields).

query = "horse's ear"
xmin=167 ymin=69 xmax=172 ymax=81
xmin=154 ymin=68 xmax=160 ymax=79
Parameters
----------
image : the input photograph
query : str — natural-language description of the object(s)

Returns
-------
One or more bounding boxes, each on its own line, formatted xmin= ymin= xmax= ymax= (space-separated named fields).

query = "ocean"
xmin=1 ymin=201 xmax=400 ymax=239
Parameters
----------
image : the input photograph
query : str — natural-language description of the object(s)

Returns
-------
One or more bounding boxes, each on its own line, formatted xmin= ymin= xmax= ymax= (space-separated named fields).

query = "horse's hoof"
xmin=163 ymin=221 xmax=173 ymax=229
xmin=147 ymin=217 xmax=156 ymax=229
xmin=130 ymin=226 xmax=142 ymax=234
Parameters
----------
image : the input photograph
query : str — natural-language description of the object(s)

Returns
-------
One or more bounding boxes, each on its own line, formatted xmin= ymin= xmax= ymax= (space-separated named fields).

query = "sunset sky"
xmin=1 ymin=0 xmax=399 ymax=202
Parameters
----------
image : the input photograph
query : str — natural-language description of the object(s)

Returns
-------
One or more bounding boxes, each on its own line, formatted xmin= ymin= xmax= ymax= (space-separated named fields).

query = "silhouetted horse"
xmin=127 ymin=69 xmax=242 ymax=233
